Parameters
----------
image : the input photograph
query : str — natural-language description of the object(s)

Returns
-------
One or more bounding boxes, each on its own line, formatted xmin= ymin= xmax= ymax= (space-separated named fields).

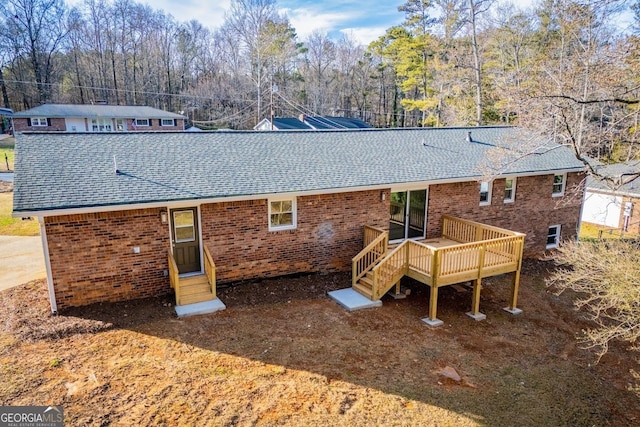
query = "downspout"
xmin=39 ymin=216 xmax=57 ymax=314
xmin=576 ymin=174 xmax=588 ymax=243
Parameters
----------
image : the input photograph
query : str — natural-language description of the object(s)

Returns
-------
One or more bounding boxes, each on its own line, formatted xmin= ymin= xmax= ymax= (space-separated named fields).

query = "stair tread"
xmin=179 ymin=290 xmax=215 ymax=306
xmin=353 ymin=283 xmax=374 ymax=299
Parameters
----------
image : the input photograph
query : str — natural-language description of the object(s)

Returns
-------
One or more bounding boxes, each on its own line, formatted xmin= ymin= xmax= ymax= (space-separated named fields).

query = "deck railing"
xmin=371 ymin=244 xmax=407 ymax=300
xmin=442 ymin=215 xmax=515 ymax=243
xmin=352 ymin=230 xmax=389 ymax=285
xmin=168 ymin=249 xmax=181 ymax=304
xmin=204 ymin=246 xmax=217 ymax=299
xmin=406 ymin=240 xmax=434 ymax=276
xmin=363 ymin=225 xmax=387 ymax=247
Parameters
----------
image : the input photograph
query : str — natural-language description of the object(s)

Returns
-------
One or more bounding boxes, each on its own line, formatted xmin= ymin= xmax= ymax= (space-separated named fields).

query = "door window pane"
xmin=174 ymin=210 xmax=195 ymax=242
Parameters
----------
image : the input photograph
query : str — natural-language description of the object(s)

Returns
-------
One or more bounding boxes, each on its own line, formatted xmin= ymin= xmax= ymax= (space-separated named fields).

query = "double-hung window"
xmin=31 ymin=118 xmax=48 ymax=127
xmin=552 ymin=174 xmax=566 ymax=197
xmin=479 ymin=181 xmax=492 ymax=206
xmin=135 ymin=118 xmax=150 ymax=127
xmin=269 ymin=198 xmax=297 ymax=231
xmin=161 ymin=119 xmax=175 ymax=127
xmin=504 ymin=177 xmax=516 ymax=203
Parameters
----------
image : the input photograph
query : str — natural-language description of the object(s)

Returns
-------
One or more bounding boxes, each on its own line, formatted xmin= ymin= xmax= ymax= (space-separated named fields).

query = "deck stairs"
xmin=176 ymin=274 xmax=215 ymax=306
xmin=352 ymin=242 xmax=407 ymax=301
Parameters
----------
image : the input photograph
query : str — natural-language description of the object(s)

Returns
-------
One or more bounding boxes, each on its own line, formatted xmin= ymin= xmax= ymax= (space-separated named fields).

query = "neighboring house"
xmin=12 ymin=127 xmax=585 ymax=315
xmin=11 ymin=104 xmax=186 ymax=133
xmin=254 ymin=115 xmax=371 ymax=130
xmin=581 ymin=161 xmax=640 ymax=234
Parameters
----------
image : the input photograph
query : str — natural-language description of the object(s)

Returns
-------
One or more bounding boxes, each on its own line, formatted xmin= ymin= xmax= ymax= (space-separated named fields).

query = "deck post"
xmin=422 ymin=251 xmax=443 ymax=327
xmin=503 ymin=238 xmax=524 ymax=315
xmin=466 ymin=278 xmax=486 ymax=321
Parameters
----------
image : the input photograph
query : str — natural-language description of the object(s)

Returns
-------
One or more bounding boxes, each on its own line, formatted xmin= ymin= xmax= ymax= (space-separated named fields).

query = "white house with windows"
xmin=12 ymin=104 xmax=186 ymax=133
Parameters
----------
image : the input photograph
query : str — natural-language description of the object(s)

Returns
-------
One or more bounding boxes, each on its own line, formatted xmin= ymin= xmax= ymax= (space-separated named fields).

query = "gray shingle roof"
xmin=586 ymin=161 xmax=640 ymax=196
xmin=13 ymin=127 xmax=585 ymax=214
xmin=12 ymin=104 xmax=186 ymax=119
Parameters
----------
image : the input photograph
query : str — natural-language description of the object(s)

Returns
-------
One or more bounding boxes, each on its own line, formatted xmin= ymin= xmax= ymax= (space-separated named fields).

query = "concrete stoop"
xmin=175 ymin=298 xmax=226 ymax=317
xmin=328 ymin=288 xmax=382 ymax=311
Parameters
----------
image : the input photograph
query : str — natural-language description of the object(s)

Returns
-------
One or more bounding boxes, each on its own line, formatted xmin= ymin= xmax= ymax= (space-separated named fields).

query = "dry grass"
xmin=1 ymin=266 xmax=639 ymax=426
xmin=0 ymin=192 xmax=39 ymax=236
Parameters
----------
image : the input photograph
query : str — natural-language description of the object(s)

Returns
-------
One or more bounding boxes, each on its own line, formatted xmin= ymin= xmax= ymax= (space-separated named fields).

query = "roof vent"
xmin=113 ymin=155 xmax=121 ymax=175
xmin=466 ymin=131 xmax=472 ymax=142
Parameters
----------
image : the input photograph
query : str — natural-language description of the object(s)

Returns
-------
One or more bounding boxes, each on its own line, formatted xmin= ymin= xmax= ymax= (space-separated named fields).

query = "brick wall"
xmin=44 ymin=175 xmax=584 ymax=309
xmin=13 ymin=118 xmax=66 ymax=132
xmin=201 ymin=190 xmax=389 ymax=283
xmin=427 ymin=172 xmax=585 ymax=256
xmin=45 ymin=209 xmax=170 ymax=310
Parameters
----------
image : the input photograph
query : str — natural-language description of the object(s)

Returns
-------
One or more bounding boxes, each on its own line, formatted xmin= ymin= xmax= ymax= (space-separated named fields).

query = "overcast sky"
xmin=66 ymin=0 xmax=552 ymax=45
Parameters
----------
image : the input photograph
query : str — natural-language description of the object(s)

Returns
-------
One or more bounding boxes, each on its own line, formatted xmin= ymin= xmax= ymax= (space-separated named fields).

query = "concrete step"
xmin=175 ymin=298 xmax=226 ymax=317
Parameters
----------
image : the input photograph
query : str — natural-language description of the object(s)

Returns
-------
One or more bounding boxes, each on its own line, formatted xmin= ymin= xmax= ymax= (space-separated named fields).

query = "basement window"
xmin=269 ymin=197 xmax=297 ymax=231
xmin=546 ymin=224 xmax=561 ymax=249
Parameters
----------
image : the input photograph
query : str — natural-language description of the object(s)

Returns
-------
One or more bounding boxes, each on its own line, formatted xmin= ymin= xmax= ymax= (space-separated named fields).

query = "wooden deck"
xmin=352 ymin=216 xmax=525 ymax=324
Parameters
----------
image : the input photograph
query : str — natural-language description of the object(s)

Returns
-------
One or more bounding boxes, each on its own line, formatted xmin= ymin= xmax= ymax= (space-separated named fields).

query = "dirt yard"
xmin=1 ymin=261 xmax=639 ymax=426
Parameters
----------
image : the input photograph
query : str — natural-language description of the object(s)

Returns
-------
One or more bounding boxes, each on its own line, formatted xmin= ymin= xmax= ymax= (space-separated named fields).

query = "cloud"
xmin=339 ymin=26 xmax=389 ymax=46
xmin=280 ymin=6 xmax=360 ymax=40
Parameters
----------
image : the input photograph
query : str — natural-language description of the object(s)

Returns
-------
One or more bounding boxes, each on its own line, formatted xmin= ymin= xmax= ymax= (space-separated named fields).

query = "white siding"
xmin=581 ymin=191 xmax=622 ymax=228
xmin=65 ymin=118 xmax=86 ymax=132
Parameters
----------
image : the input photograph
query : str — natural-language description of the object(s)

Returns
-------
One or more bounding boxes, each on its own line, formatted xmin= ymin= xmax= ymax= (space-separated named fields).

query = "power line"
xmin=3 ymin=79 xmax=258 ymax=106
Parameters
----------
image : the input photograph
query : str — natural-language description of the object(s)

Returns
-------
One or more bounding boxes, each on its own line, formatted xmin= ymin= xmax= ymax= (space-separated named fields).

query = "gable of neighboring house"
xmin=11 ymin=104 xmax=186 ymax=133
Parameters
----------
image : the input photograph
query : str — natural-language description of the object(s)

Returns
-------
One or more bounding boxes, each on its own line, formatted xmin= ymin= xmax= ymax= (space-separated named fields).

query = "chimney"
xmin=299 ymin=113 xmax=306 ymax=123
xmin=466 ymin=131 xmax=472 ymax=142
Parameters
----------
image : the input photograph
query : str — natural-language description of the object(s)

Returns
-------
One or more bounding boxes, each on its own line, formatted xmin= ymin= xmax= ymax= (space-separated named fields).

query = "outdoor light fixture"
xmin=160 ymin=210 xmax=168 ymax=224
xmin=381 ymin=191 xmax=386 ymax=201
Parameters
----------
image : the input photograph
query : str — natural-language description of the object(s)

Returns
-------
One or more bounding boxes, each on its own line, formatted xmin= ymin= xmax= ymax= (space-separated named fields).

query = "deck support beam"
xmin=466 ymin=278 xmax=486 ymax=321
xmin=503 ymin=270 xmax=523 ymax=315
xmin=422 ymin=284 xmax=444 ymax=327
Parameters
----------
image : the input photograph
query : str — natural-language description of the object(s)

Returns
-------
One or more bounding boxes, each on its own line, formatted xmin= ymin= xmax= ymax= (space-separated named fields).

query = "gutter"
xmin=13 ymin=167 xmax=586 ymax=219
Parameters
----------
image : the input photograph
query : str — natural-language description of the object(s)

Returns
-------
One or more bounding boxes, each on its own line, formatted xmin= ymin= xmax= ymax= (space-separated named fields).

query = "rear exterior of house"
xmin=12 ymin=104 xmax=186 ymax=133
xmin=12 ymin=128 xmax=585 ymax=312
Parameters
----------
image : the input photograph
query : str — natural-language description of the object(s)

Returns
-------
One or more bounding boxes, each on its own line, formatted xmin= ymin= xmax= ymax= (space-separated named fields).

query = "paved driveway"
xmin=0 ymin=236 xmax=46 ymax=291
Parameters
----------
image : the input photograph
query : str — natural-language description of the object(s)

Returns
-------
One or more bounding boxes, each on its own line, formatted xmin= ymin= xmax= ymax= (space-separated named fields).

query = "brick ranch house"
xmin=12 ymin=127 xmax=585 ymax=315
xmin=12 ymin=104 xmax=186 ymax=133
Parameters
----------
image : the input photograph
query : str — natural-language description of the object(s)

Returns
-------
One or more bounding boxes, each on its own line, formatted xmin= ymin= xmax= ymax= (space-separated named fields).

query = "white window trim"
xmin=552 ymin=173 xmax=566 ymax=197
xmin=135 ymin=118 xmax=150 ymax=127
xmin=546 ymin=224 xmax=561 ymax=249
xmin=31 ymin=117 xmax=47 ymax=127
xmin=268 ymin=197 xmax=297 ymax=231
xmin=504 ymin=177 xmax=516 ymax=203
xmin=161 ymin=118 xmax=175 ymax=127
xmin=479 ymin=181 xmax=492 ymax=206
